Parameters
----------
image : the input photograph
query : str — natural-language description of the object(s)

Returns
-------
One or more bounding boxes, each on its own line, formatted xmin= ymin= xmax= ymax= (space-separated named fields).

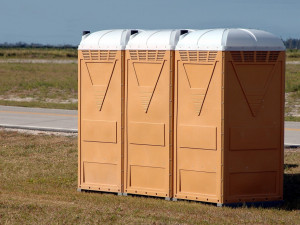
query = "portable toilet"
xmin=78 ymin=29 xmax=139 ymax=194
xmin=174 ymin=28 xmax=285 ymax=205
xmin=124 ymin=29 xmax=189 ymax=199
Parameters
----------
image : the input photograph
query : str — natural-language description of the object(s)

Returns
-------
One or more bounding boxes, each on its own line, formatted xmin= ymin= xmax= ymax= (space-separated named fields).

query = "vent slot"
xmin=108 ymin=51 xmax=117 ymax=60
xmin=138 ymin=50 xmax=147 ymax=60
xmin=148 ymin=51 xmax=156 ymax=61
xmin=179 ymin=51 xmax=188 ymax=61
xmin=231 ymin=51 xmax=242 ymax=62
xmin=180 ymin=30 xmax=189 ymax=35
xmin=256 ymin=51 xmax=267 ymax=62
xmin=268 ymin=51 xmax=280 ymax=62
xmin=90 ymin=50 xmax=99 ymax=60
xmin=208 ymin=51 xmax=217 ymax=62
xmin=156 ymin=51 xmax=165 ymax=61
xmin=199 ymin=51 xmax=208 ymax=62
xmin=99 ymin=50 xmax=108 ymax=60
xmin=231 ymin=51 xmax=280 ymax=63
xmin=243 ymin=51 xmax=254 ymax=62
xmin=129 ymin=50 xmax=138 ymax=60
xmin=188 ymin=51 xmax=198 ymax=61
xmin=129 ymin=50 xmax=166 ymax=61
xmin=81 ymin=50 xmax=116 ymax=61
xmin=180 ymin=51 xmax=217 ymax=62
xmin=131 ymin=30 xmax=138 ymax=35
xmin=82 ymin=50 xmax=90 ymax=60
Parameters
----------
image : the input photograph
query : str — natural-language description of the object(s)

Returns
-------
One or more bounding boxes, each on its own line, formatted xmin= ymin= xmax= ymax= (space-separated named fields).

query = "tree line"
xmin=283 ymin=39 xmax=300 ymax=49
xmin=0 ymin=42 xmax=76 ymax=49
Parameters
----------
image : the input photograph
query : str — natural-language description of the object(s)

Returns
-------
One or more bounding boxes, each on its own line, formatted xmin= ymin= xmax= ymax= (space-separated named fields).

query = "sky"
xmin=0 ymin=0 xmax=299 ymax=45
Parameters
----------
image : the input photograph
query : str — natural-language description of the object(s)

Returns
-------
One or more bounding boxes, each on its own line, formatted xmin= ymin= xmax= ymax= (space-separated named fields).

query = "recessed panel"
xmin=230 ymin=126 xmax=278 ymax=150
xmin=229 ymin=172 xmax=277 ymax=196
xmin=179 ymin=125 xmax=217 ymax=150
xmin=178 ymin=148 xmax=217 ymax=172
xmin=228 ymin=149 xmax=279 ymax=173
xmin=82 ymin=120 xmax=117 ymax=143
xmin=180 ymin=170 xmax=216 ymax=195
xmin=130 ymin=165 xmax=165 ymax=190
xmin=81 ymin=141 xmax=119 ymax=163
xmin=128 ymin=122 xmax=165 ymax=146
xmin=83 ymin=162 xmax=117 ymax=185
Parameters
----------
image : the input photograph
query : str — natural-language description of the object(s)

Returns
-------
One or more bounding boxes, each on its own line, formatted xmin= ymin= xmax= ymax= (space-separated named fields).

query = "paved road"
xmin=0 ymin=105 xmax=77 ymax=133
xmin=0 ymin=105 xmax=299 ymax=146
xmin=284 ymin=121 xmax=300 ymax=147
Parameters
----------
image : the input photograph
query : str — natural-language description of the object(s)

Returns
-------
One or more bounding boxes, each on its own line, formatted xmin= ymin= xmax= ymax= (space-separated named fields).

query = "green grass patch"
xmin=0 ymin=48 xmax=77 ymax=59
xmin=285 ymin=63 xmax=300 ymax=121
xmin=285 ymin=116 xmax=300 ymax=122
xmin=286 ymin=64 xmax=300 ymax=94
xmin=0 ymin=100 xmax=77 ymax=110
xmin=286 ymin=49 xmax=300 ymax=61
xmin=0 ymin=131 xmax=299 ymax=224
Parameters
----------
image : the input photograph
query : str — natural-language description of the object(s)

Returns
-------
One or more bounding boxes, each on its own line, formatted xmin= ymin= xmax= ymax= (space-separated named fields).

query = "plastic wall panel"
xmin=78 ymin=50 xmax=124 ymax=193
xmin=124 ymin=50 xmax=173 ymax=198
xmin=173 ymin=51 xmax=223 ymax=203
xmin=223 ymin=51 xmax=285 ymax=204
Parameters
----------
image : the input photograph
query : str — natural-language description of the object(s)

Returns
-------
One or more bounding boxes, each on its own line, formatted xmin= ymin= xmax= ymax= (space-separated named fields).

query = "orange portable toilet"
xmin=124 ymin=30 xmax=188 ymax=199
xmin=174 ymin=29 xmax=285 ymax=205
xmin=78 ymin=29 xmax=139 ymax=194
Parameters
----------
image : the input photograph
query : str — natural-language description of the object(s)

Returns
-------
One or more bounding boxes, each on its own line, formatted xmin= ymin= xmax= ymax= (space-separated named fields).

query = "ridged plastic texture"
xmin=126 ymin=29 xmax=182 ymax=50
xmin=175 ymin=29 xmax=285 ymax=51
xmin=78 ymin=29 xmax=139 ymax=50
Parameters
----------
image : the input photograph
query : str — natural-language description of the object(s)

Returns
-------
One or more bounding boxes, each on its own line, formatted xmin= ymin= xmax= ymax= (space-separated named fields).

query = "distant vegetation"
xmin=283 ymin=38 xmax=300 ymax=49
xmin=0 ymin=49 xmax=77 ymax=59
xmin=0 ymin=42 xmax=76 ymax=49
xmin=0 ymin=42 xmax=77 ymax=59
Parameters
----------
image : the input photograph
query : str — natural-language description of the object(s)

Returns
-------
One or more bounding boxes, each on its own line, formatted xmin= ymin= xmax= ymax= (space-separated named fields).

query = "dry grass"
xmin=0 ymin=130 xmax=299 ymax=224
xmin=285 ymin=63 xmax=300 ymax=121
xmin=0 ymin=63 xmax=77 ymax=110
xmin=286 ymin=64 xmax=300 ymax=94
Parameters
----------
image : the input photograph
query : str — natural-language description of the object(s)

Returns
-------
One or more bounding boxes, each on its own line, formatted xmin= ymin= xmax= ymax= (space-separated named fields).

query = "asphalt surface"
xmin=0 ymin=105 xmax=299 ymax=147
xmin=0 ymin=105 xmax=77 ymax=133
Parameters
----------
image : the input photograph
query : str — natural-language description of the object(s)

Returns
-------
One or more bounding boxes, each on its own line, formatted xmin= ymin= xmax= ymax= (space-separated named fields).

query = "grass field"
xmin=0 ymin=130 xmax=299 ymax=224
xmin=0 ymin=63 xmax=77 ymax=110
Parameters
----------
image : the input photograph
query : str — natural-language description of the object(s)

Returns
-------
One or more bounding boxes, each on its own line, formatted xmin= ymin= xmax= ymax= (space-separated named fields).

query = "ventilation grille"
xmin=231 ymin=51 xmax=280 ymax=63
xmin=268 ymin=51 xmax=280 ymax=62
xmin=179 ymin=51 xmax=218 ymax=62
xmin=129 ymin=50 xmax=166 ymax=61
xmin=81 ymin=50 xmax=117 ymax=61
